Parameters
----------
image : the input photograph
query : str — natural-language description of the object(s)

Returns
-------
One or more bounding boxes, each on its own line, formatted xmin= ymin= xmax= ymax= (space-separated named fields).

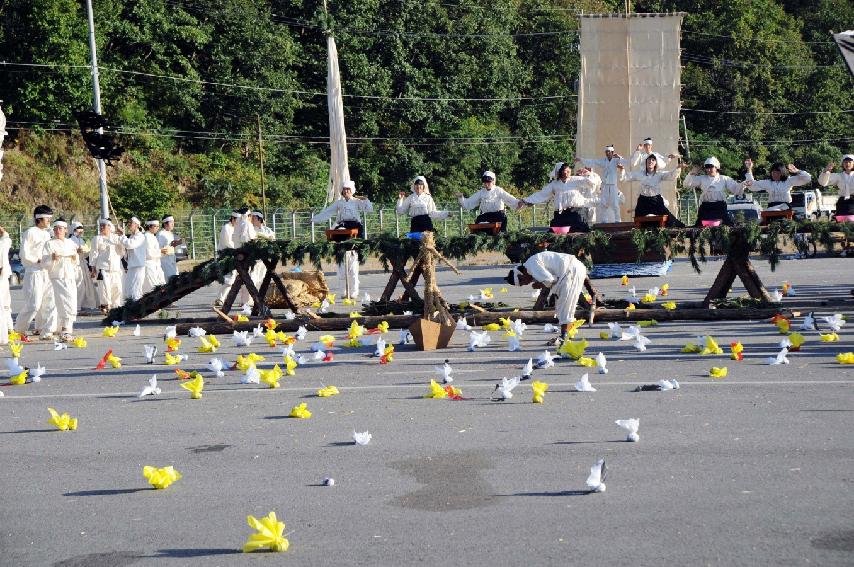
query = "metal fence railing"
xmin=0 ymin=195 xmax=713 ymax=259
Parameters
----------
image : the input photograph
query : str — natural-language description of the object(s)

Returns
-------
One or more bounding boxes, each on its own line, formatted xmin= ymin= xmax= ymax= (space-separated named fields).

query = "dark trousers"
xmin=636 ymin=195 xmax=685 ymax=228
xmin=475 ymin=210 xmax=508 ymax=232
xmin=409 ymin=214 xmax=434 ymax=233
xmin=694 ymin=201 xmax=731 ymax=226
xmin=550 ymin=209 xmax=590 ymax=232
xmin=836 ymin=196 xmax=854 ymax=216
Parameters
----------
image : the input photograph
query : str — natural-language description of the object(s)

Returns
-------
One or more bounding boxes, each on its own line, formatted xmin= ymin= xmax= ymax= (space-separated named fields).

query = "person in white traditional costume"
xmin=43 ymin=219 xmax=79 ymax=341
xmin=0 ymin=225 xmax=12 ymax=345
xmin=743 ymin=159 xmax=811 ymax=210
xmin=818 ymin=154 xmax=854 ymax=217
xmin=576 ymin=145 xmax=625 ymax=223
xmin=91 ymin=218 xmax=124 ymax=313
xmin=396 ymin=176 xmax=448 ymax=233
xmin=120 ymin=217 xmax=147 ymax=301
xmin=618 ymin=154 xmax=687 ymax=227
xmin=14 ymin=205 xmax=57 ymax=340
xmin=157 ymin=215 xmax=180 ymax=280
xmin=506 ymin=251 xmax=587 ymax=346
xmin=518 ymin=162 xmax=598 ymax=231
xmin=312 ymin=180 xmax=373 ymax=238
xmin=69 ymin=221 xmax=98 ymax=312
xmin=248 ymin=210 xmax=276 ymax=296
xmin=214 ymin=209 xmax=241 ymax=306
xmin=630 ymin=137 xmax=678 ymax=171
xmin=683 ymin=157 xmax=745 ymax=226
xmin=456 ymin=170 xmax=518 ymax=233
xmin=143 ymin=219 xmax=167 ymax=293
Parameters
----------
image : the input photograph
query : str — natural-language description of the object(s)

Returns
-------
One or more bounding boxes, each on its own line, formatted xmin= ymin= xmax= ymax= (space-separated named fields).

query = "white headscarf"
xmin=411 ymin=175 xmax=430 ymax=194
xmin=549 ymin=162 xmax=567 ymax=181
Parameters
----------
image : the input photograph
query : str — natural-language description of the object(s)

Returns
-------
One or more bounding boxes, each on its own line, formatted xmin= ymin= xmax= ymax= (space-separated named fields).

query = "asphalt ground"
xmin=0 ymin=255 xmax=852 ymax=566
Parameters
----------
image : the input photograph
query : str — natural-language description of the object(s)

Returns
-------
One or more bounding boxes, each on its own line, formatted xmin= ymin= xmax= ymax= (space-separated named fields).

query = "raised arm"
xmin=457 ymin=190 xmax=482 ymax=211
xmin=395 ymin=194 xmax=411 ymax=214
xmin=497 ymin=187 xmax=519 ymax=209
xmin=786 ymin=166 xmax=811 ymax=189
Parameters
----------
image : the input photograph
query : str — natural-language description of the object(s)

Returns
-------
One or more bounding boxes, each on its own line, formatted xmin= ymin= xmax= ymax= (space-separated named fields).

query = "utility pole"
xmin=85 ymin=0 xmax=110 ymax=221
xmin=256 ymin=114 xmax=267 ymax=218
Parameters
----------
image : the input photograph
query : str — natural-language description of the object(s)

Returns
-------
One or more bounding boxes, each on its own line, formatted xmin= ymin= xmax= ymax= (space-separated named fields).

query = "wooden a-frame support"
xmin=221 ymin=253 xmax=299 ymax=317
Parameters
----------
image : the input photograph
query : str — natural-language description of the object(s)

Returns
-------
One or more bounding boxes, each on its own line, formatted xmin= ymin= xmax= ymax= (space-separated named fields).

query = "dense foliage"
xmin=0 ymin=0 xmax=852 ymax=215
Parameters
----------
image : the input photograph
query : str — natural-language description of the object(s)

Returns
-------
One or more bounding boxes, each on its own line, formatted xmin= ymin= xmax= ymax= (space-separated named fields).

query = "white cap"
xmin=52 ymin=220 xmax=68 ymax=229
xmin=98 ymin=218 xmax=113 ymax=227
xmin=604 ymin=145 xmax=615 ymax=152
xmin=145 ymin=219 xmax=160 ymax=226
xmin=843 ymin=154 xmax=854 ymax=162
xmin=704 ymin=156 xmax=721 ymax=169
xmin=129 ymin=216 xmax=141 ymax=226
xmin=482 ymin=170 xmax=496 ymax=180
xmin=162 ymin=215 xmax=174 ymax=224
xmin=643 ymin=138 xmax=653 ymax=144
xmin=71 ymin=221 xmax=83 ymax=230
xmin=342 ymin=180 xmax=356 ymax=191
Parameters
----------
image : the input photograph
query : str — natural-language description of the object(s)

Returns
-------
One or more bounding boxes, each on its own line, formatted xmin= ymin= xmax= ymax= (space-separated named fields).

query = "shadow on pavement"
xmin=64 ymin=488 xmax=148 ymax=497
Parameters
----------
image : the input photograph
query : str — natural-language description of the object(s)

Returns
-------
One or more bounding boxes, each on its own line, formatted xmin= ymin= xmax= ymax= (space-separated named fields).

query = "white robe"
xmin=216 ymin=221 xmax=237 ymax=303
xmin=14 ymin=225 xmax=57 ymax=335
xmin=522 ymin=251 xmax=587 ymax=325
xmin=120 ymin=231 xmax=146 ymax=300
xmin=91 ymin=232 xmax=125 ymax=309
xmin=0 ymin=232 xmax=11 ymax=344
xmin=143 ymin=232 xmax=166 ymax=293
xmin=43 ymin=238 xmax=78 ymax=333
xmin=157 ymin=229 xmax=178 ymax=280
xmin=745 ymin=170 xmax=811 ymax=204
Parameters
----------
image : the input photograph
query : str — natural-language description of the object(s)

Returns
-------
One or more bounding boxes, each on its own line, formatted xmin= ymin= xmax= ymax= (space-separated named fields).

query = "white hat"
xmin=604 ymin=145 xmax=615 ymax=152
xmin=482 ymin=170 xmax=496 ymax=180
xmin=231 ymin=209 xmax=242 ymax=218
xmin=342 ymin=180 xmax=356 ymax=191
xmin=643 ymin=137 xmax=653 ymax=144
xmin=162 ymin=215 xmax=174 ymax=224
xmin=145 ymin=219 xmax=160 ymax=226
xmin=71 ymin=221 xmax=83 ymax=230
xmin=843 ymin=154 xmax=854 ymax=162
xmin=704 ymin=156 xmax=721 ymax=169
xmin=98 ymin=218 xmax=113 ymax=227
xmin=129 ymin=216 xmax=141 ymax=226
xmin=549 ymin=162 xmax=566 ymax=180
xmin=52 ymin=220 xmax=68 ymax=229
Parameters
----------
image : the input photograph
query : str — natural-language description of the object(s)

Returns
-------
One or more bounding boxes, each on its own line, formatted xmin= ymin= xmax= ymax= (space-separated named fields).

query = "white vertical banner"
xmin=833 ymin=31 xmax=854 ymax=78
xmin=327 ymin=34 xmax=351 ymax=205
xmin=577 ymin=13 xmax=684 ymax=221
xmin=0 ymin=104 xmax=6 ymax=182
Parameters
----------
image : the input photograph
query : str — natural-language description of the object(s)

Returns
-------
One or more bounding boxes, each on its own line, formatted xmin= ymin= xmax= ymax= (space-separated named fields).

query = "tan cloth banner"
xmin=577 ymin=14 xmax=683 ymax=221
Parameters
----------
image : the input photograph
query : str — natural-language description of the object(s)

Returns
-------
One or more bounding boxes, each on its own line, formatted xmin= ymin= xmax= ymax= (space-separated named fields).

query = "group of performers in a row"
xmin=313 ymin=138 xmax=854 ymax=235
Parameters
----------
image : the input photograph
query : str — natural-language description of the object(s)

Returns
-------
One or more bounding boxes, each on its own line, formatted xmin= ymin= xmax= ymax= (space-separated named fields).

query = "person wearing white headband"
xmin=0 ymin=224 xmax=12 ymax=345
xmin=312 ymin=180 xmax=373 ymax=238
xmin=504 ymin=250 xmax=587 ymax=346
xmin=91 ymin=218 xmax=124 ymax=313
xmin=683 ymin=157 xmax=746 ymax=226
xmin=14 ymin=205 xmax=58 ymax=340
xmin=142 ymin=219 xmax=167 ymax=293
xmin=575 ymin=145 xmax=626 ymax=223
xmin=618 ymin=154 xmax=688 ymax=227
xmin=68 ymin=222 xmax=98 ymax=312
xmin=42 ymin=219 xmax=79 ymax=341
xmin=157 ymin=215 xmax=181 ymax=280
xmin=215 ymin=209 xmax=242 ymax=306
xmin=518 ymin=162 xmax=598 ymax=232
xmin=396 ymin=176 xmax=449 ymax=233
xmin=818 ymin=154 xmax=854 ymax=217
xmin=630 ymin=137 xmax=678 ymax=171
xmin=120 ymin=216 xmax=147 ymax=301
xmin=455 ymin=170 xmax=518 ymax=233
xmin=743 ymin=159 xmax=811 ymax=211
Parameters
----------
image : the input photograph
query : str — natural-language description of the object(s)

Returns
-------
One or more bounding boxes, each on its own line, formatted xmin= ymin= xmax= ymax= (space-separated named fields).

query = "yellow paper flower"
xmin=107 ymin=353 xmax=122 ymax=368
xmin=682 ymin=343 xmax=702 ymax=354
xmin=599 ymin=331 xmax=610 ymax=339
xmin=626 ymin=303 xmax=636 ymax=311
xmin=480 ymin=287 xmax=494 ymax=299
xmin=482 ymin=323 xmax=501 ymax=332
xmin=376 ymin=321 xmax=389 ymax=333
xmin=345 ymin=338 xmax=362 ymax=348
xmin=10 ymin=342 xmax=23 ymax=358
xmin=8 ymin=331 xmax=21 ymax=342
xmin=558 ymin=339 xmax=588 ymax=360
xmin=661 ymin=301 xmax=677 ymax=310
xmin=424 ymin=379 xmax=448 ymax=399
xmin=311 ymin=301 xmax=321 ymax=308
xmin=700 ymin=336 xmax=723 ymax=355
xmin=289 ymin=402 xmax=311 ymax=418
xmin=504 ymin=329 xmax=517 ymax=338
xmin=660 ymin=283 xmax=669 ymax=296
xmin=820 ymin=333 xmax=840 ymax=342
xmin=143 ymin=465 xmax=182 ymax=489
xmin=284 ymin=355 xmax=298 ymax=376
xmin=775 ymin=318 xmax=790 ymax=335
xmin=730 ymin=341 xmax=744 ymax=360
xmin=620 ymin=275 xmax=629 ymax=285
xmin=181 ymin=374 xmax=205 ymax=399
xmin=349 ymin=311 xmax=362 ymax=318
xmin=319 ymin=335 xmax=336 ymax=347
xmin=102 ymin=326 xmax=119 ymax=338
xmin=348 ymin=320 xmax=365 ymax=339
xmin=836 ymin=352 xmax=854 ymax=364
xmin=47 ymin=407 xmax=78 ymax=431
xmin=208 ymin=335 xmax=220 ymax=348
xmin=165 ymin=337 xmax=182 ymax=351
xmin=640 ymin=294 xmax=657 ymax=304
xmin=10 ymin=370 xmax=28 ymax=385
xmin=637 ymin=319 xmax=658 ymax=327
xmin=242 ymin=511 xmax=289 ymax=553
xmin=381 ymin=345 xmax=394 ymax=363
xmin=499 ymin=287 xmax=509 ymax=293
xmin=72 ymin=337 xmax=87 ymax=349
xmin=499 ymin=317 xmax=512 ymax=330
xmin=565 ymin=319 xmax=586 ymax=339
xmin=259 ymin=365 xmax=283 ymax=389
xmin=198 ymin=337 xmax=218 ymax=353
xmin=531 ymin=381 xmax=549 ymax=404
xmin=342 ymin=297 xmax=355 ymax=305
xmin=263 ymin=318 xmax=278 ymax=330
xmin=276 ymin=332 xmax=295 ymax=345
xmin=326 ymin=293 xmax=336 ymax=304
xmin=236 ymin=314 xmax=249 ymax=322
xmin=264 ymin=328 xmax=278 ymax=347
xmin=164 ymin=352 xmax=183 ymax=365
xmin=317 ymin=385 xmax=340 ymax=397
xmin=788 ymin=332 xmax=805 ymax=350
xmin=709 ymin=366 xmax=728 ymax=379
xmin=247 ymin=353 xmax=266 ymax=363
xmin=577 ymin=356 xmax=596 ymax=367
